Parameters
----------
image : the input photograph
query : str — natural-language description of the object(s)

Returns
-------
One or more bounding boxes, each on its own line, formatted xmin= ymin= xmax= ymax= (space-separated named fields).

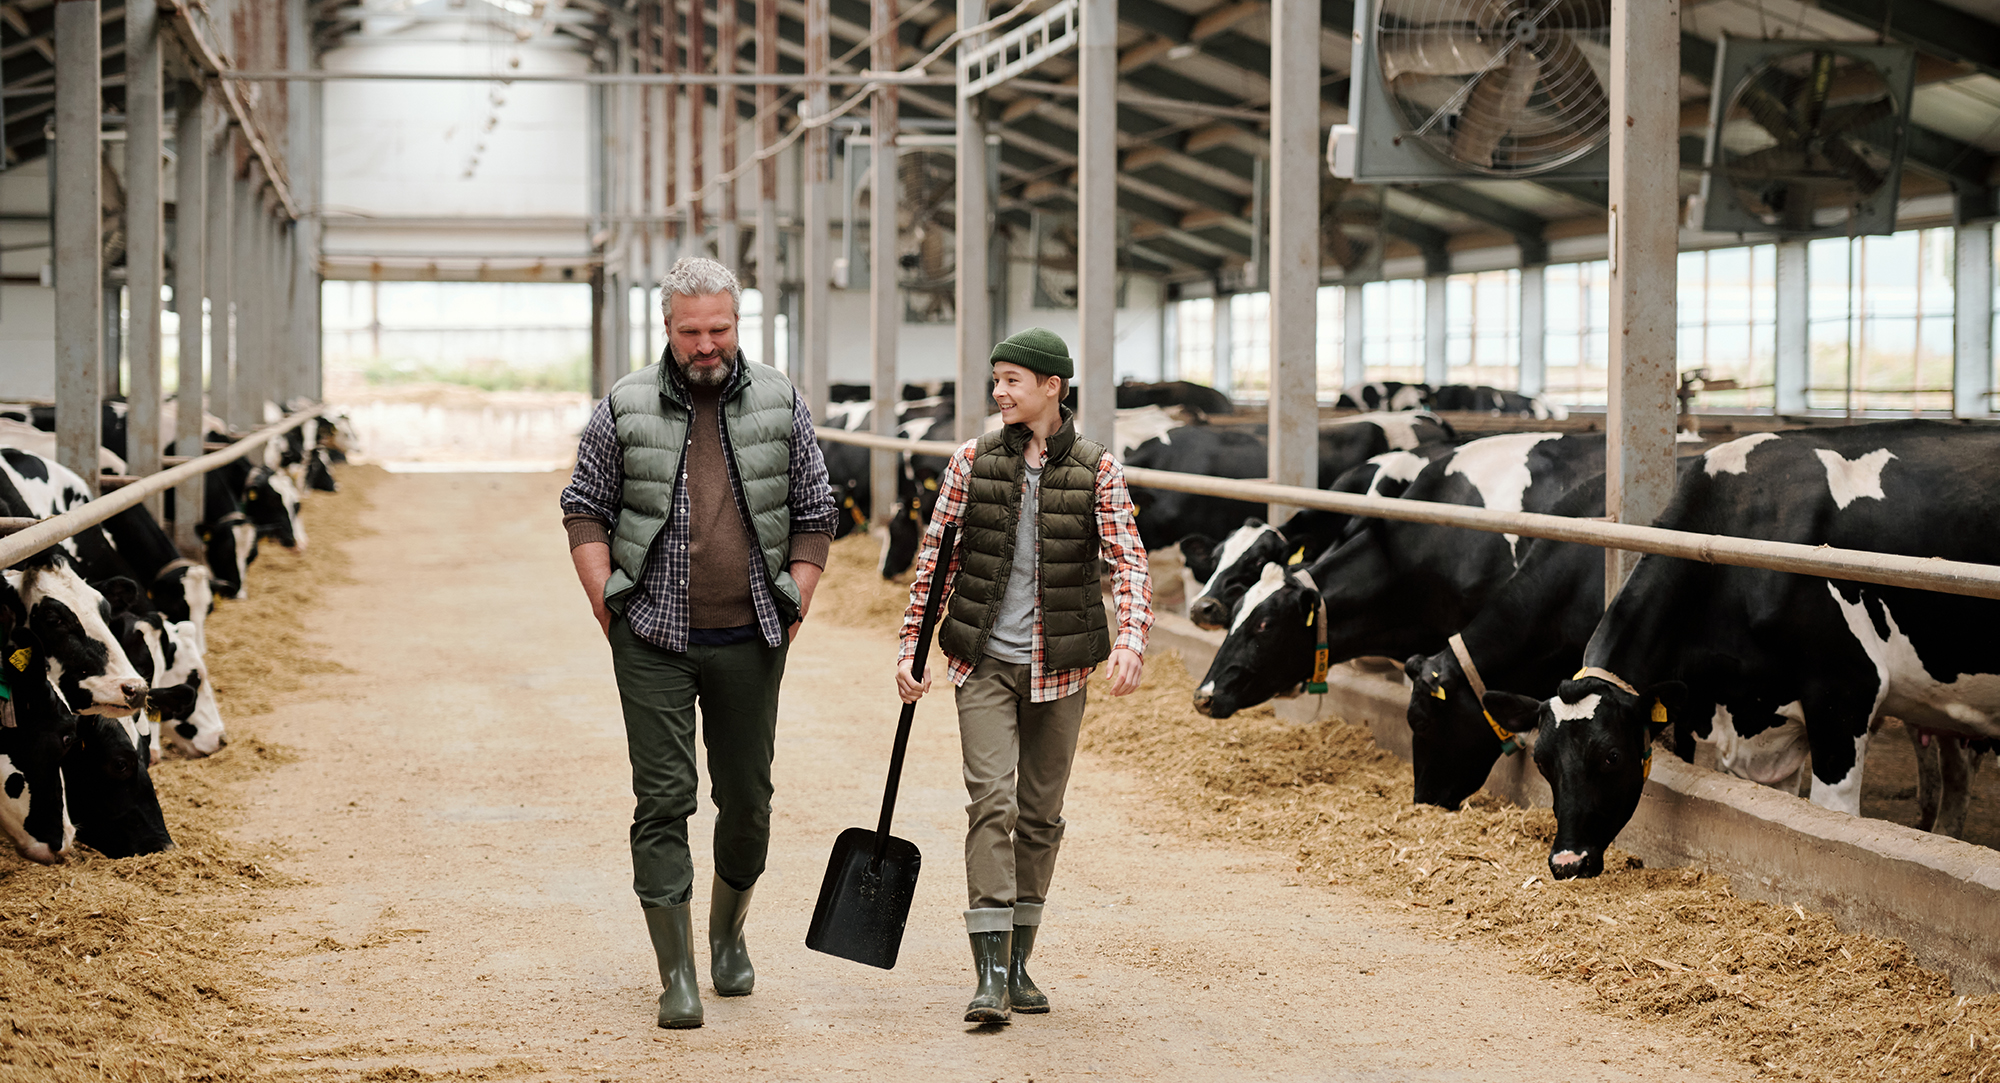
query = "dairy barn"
xmin=1 ymin=0 xmax=1998 ymax=1078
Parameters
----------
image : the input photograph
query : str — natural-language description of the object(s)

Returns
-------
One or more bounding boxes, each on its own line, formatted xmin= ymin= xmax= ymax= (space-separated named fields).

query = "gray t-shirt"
xmin=983 ymin=463 xmax=1042 ymax=663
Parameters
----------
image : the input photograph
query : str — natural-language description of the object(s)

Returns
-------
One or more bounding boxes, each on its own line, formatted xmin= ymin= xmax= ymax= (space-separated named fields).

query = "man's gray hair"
xmin=659 ymin=256 xmax=742 ymax=321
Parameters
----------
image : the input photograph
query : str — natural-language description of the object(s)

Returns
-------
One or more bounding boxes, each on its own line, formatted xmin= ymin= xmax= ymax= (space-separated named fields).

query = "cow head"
xmin=64 ymin=708 xmax=174 ymax=859
xmin=149 ymin=560 xmax=215 ymax=632
xmin=0 ymin=604 xmax=78 ymax=865
xmin=880 ymin=456 xmax=944 ymax=579
xmin=154 ymin=621 xmax=223 ymax=758
xmin=244 ymin=466 xmax=307 ymax=552
xmin=1484 ymin=675 xmax=1680 ymax=880
xmin=201 ymin=511 xmax=258 ymax=598
xmin=6 ymin=557 xmax=148 ymax=718
xmin=1404 ymin=649 xmax=1520 ymax=810
xmin=1182 ymin=520 xmax=1288 ymax=630
xmin=1191 ymin=563 xmax=1320 ymax=719
xmin=305 ymin=446 xmax=339 ymax=492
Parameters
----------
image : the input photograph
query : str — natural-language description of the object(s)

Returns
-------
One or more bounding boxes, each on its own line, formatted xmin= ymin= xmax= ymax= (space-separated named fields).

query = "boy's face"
xmin=991 ymin=362 xmax=1062 ymax=426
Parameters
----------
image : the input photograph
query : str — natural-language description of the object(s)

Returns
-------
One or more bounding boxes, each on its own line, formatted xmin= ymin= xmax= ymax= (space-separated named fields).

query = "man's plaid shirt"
xmin=560 ymin=369 xmax=838 ymax=652
xmin=898 ymin=437 xmax=1152 ymax=702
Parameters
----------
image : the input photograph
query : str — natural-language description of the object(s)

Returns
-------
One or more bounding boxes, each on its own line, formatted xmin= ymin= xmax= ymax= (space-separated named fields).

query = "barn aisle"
xmin=226 ymin=468 xmax=1746 ymax=1081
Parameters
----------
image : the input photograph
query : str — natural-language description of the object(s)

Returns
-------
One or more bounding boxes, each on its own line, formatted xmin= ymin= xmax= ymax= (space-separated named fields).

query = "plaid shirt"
xmin=560 ymin=367 xmax=839 ymax=652
xmin=899 ymin=437 xmax=1152 ymax=702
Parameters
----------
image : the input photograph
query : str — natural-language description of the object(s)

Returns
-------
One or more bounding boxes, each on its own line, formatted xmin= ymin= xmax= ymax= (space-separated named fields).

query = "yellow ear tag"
xmin=1642 ymin=747 xmax=1654 ymax=780
xmin=923 ymin=477 xmax=938 ymax=491
xmin=1572 ymin=668 xmax=1588 ymax=680
xmin=246 ymin=490 xmax=258 ymax=501
xmin=1430 ymin=686 xmax=1447 ymax=701
xmin=1650 ymin=699 xmax=1669 ymax=725
xmin=9 ymin=648 xmax=29 ymax=671
xmin=1305 ymin=608 xmax=1315 ymax=627
xmin=1288 ymin=546 xmax=1305 ymax=566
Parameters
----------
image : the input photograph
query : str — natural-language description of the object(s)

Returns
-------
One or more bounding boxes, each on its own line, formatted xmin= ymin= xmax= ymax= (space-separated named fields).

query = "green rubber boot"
xmin=708 ymin=876 xmax=756 ymax=997
xmin=644 ymin=902 xmax=703 ymax=1029
xmin=964 ymin=930 xmax=1013 ymax=1024
xmin=1008 ymin=925 xmax=1048 ymax=1013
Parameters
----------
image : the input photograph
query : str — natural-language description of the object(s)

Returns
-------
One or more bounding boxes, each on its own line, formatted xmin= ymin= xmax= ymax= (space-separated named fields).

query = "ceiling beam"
xmin=1396 ymin=185 xmax=1549 ymax=264
xmin=1815 ymin=0 xmax=2000 ymax=82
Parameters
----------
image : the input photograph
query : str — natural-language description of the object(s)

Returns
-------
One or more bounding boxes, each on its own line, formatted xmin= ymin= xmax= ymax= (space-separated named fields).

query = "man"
xmin=562 ymin=257 xmax=838 ymax=1030
xmin=895 ymin=327 xmax=1152 ymax=1024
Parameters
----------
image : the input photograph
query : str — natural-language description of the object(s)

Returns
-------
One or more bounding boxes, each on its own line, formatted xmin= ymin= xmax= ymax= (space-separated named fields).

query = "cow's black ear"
xmin=1178 ymin=536 xmax=1218 ymax=580
xmin=1482 ymin=691 xmax=1545 ymax=733
xmin=98 ymin=577 xmax=142 ymax=616
xmin=150 ymin=683 xmax=197 ymax=718
xmin=1404 ymin=655 xmax=1432 ymax=683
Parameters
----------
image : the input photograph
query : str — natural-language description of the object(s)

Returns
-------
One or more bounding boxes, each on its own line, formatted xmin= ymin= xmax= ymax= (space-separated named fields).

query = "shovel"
xmin=805 ymin=524 xmax=958 ymax=970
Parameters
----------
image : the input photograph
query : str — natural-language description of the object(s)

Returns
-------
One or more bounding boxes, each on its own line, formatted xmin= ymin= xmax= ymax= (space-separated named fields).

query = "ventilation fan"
xmin=1321 ymin=178 xmax=1387 ymax=280
xmin=1031 ymin=211 xmax=1078 ymax=309
xmin=898 ymin=149 xmax=956 ymax=323
xmin=1333 ymin=0 xmax=1612 ymax=182
xmin=1698 ymin=38 xmax=1915 ymax=238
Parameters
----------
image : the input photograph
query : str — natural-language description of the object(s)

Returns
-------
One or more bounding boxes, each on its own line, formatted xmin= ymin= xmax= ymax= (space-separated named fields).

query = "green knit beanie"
xmin=989 ymin=327 xmax=1074 ymax=380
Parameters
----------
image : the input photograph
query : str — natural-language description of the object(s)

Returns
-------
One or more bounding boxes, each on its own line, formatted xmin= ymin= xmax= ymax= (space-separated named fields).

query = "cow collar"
xmin=1289 ymin=569 xmax=1330 ymax=695
xmin=1448 ymin=633 xmax=1523 ymax=756
xmin=1570 ymin=666 xmax=1658 ymax=779
xmin=155 ymin=557 xmax=200 ymax=582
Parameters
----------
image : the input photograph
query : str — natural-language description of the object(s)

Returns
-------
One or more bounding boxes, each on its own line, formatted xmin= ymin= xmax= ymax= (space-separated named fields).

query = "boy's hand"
xmin=1105 ymin=647 xmax=1143 ymax=696
xmin=895 ymin=658 xmax=932 ymax=703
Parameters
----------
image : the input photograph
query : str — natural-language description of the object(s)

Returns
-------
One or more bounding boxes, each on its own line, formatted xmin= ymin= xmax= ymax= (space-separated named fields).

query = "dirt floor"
xmin=2 ymin=466 xmax=1995 ymax=1082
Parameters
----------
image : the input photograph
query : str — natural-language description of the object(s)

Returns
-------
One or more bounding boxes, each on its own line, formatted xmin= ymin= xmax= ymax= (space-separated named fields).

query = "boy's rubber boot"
xmin=709 ymin=876 xmax=756 ymax=996
xmin=1008 ymin=924 xmax=1048 ymax=1013
xmin=963 ymin=930 xmax=1014 ymax=1024
xmin=644 ymin=902 xmax=704 ymax=1028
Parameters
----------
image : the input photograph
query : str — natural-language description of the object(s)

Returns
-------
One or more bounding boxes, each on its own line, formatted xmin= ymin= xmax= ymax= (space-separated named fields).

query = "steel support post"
xmin=757 ymin=0 xmax=780 ymax=366
xmin=662 ymin=0 xmax=680 ymax=267
xmin=287 ymin=0 xmax=317 ymax=403
xmin=208 ymin=132 xmax=235 ymax=432
xmin=868 ymin=0 xmax=901 ymax=523
xmin=1342 ymin=283 xmax=1365 ymax=388
xmin=1774 ymin=238 xmax=1808 ymax=414
xmin=104 ymin=286 xmax=123 ymax=398
xmin=54 ymin=0 xmax=104 ymax=494
xmin=1266 ymin=0 xmax=1318 ymax=517
xmin=802 ymin=0 xmax=831 ymax=421
xmin=172 ymin=80 xmax=208 ymax=553
xmin=1518 ymin=264 xmax=1545 ymax=397
xmin=126 ymin=0 xmax=165 ymax=514
xmin=689 ymin=0 xmax=707 ymax=247
xmin=1212 ymin=293 xmax=1232 ymax=395
xmin=1953 ymin=222 xmax=1994 ymax=418
xmin=1423 ymin=274 xmax=1447 ymax=385
xmin=1605 ymin=0 xmax=1680 ymax=596
xmin=718 ymin=0 xmax=740 ymax=274
xmin=232 ymin=168 xmax=261 ymax=427
xmin=1074 ymin=0 xmax=1117 ymax=448
xmin=954 ymin=0 xmax=991 ymax=440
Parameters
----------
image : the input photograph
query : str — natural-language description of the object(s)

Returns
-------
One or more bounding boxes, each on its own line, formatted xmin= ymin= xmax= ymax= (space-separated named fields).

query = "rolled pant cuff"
xmin=963 ymin=907 xmax=1015 ymax=934
xmin=1011 ymin=902 xmax=1044 ymax=926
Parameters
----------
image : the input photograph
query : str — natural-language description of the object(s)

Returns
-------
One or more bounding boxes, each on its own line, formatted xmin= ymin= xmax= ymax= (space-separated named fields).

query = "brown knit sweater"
xmin=564 ymin=384 xmax=830 ymax=627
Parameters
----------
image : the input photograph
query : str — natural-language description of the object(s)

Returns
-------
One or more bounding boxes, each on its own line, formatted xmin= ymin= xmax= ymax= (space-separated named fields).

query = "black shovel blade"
xmin=804 ymin=826 xmax=922 ymax=970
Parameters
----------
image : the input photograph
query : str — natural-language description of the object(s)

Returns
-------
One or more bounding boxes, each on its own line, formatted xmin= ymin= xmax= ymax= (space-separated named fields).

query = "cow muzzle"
xmin=1187 ymin=596 xmax=1228 ymax=629
xmin=1548 ymin=848 xmax=1602 ymax=880
xmin=80 ymin=676 xmax=150 ymax=715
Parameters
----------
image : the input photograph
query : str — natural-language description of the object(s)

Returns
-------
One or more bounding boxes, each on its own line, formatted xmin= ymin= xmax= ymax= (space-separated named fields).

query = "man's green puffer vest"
xmin=941 ymin=409 xmax=1111 ymax=671
xmin=602 ymin=358 xmax=800 ymax=620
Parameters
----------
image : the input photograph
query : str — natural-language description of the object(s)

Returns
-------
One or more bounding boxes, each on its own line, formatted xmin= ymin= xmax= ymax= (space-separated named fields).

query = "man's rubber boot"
xmin=709 ymin=875 xmax=756 ymax=997
xmin=964 ymin=931 xmax=1013 ymax=1024
xmin=644 ymin=903 xmax=703 ymax=1029
xmin=1008 ymin=925 xmax=1048 ymax=1013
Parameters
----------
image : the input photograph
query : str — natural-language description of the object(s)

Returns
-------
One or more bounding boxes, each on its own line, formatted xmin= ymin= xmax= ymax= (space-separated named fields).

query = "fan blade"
xmin=1379 ymin=28 xmax=1502 ymax=80
xmin=1725 ymin=145 xmax=1815 ymax=182
xmin=1736 ymin=76 xmax=1808 ymax=149
xmin=1450 ymin=48 xmax=1541 ymax=167
xmin=1819 ymin=136 xmax=1885 ymax=197
xmin=1817 ymin=96 xmax=1895 ymax=138
xmin=1795 ymin=51 xmax=1837 ymax=135
xmin=1533 ymin=32 xmax=1608 ymax=132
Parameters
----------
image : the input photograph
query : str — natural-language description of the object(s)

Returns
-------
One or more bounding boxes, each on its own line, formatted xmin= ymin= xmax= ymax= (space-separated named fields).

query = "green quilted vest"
xmin=602 ymin=359 xmax=801 ymax=620
xmin=940 ymin=409 xmax=1111 ymax=671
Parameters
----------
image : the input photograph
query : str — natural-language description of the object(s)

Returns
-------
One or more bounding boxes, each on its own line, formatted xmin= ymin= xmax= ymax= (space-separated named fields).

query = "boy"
xmin=896 ymin=328 xmax=1153 ymax=1024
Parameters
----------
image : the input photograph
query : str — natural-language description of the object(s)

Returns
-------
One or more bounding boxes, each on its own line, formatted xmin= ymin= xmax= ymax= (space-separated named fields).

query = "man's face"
xmin=667 ymin=292 xmax=740 ymax=388
xmin=991 ymin=361 xmax=1060 ymax=425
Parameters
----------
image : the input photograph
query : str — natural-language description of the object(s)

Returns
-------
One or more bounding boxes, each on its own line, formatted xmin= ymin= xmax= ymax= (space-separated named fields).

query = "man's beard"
xmin=671 ymin=344 xmax=738 ymax=389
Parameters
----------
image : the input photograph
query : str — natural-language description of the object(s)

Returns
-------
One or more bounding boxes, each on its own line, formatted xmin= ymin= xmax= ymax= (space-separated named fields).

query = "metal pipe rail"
xmin=0 ymin=409 xmax=321 ymax=563
xmin=815 ymin=428 xmax=2000 ymax=602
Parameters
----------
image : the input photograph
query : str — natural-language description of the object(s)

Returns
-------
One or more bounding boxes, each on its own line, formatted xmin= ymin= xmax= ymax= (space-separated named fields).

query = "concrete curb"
xmin=1146 ymin=612 xmax=2000 ymax=993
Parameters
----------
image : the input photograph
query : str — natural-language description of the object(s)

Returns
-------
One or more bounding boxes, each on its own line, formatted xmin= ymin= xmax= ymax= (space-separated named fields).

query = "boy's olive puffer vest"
xmin=602 ymin=358 xmax=800 ymax=620
xmin=941 ymin=409 xmax=1111 ymax=671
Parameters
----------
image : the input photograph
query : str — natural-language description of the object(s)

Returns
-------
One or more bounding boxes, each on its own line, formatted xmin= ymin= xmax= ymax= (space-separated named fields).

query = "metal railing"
xmin=817 ymin=428 xmax=2000 ymax=602
xmin=0 ymin=409 xmax=321 ymax=563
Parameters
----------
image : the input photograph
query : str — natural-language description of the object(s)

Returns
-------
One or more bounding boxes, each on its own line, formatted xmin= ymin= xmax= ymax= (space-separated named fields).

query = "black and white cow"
xmin=1427 ymin=384 xmax=1568 ymax=420
xmin=878 ymin=402 xmax=958 ymax=578
xmin=1337 ymin=382 xmax=1432 ymax=412
xmin=1482 ymin=421 xmax=2000 ymax=880
xmin=1190 ymin=433 xmax=1607 ymax=719
xmin=220 ymin=457 xmax=307 ymax=552
xmin=0 ymin=620 xmax=78 ymax=864
xmin=113 ymin=610 xmax=223 ymax=759
xmin=99 ymin=502 xmax=216 ymax=636
xmin=1115 ymin=379 xmax=1235 ymax=417
xmin=1181 ymin=442 xmax=1460 ymax=629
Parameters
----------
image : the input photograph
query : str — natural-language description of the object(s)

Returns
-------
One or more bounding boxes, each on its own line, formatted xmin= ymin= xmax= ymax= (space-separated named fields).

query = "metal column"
xmin=1604 ymin=0 xmax=1680 ymax=595
xmin=1342 ymin=283 xmax=1365 ymax=388
xmin=954 ymin=0 xmax=991 ymax=440
xmin=126 ymin=0 xmax=165 ymax=514
xmin=1774 ymin=238 xmax=1808 ymax=414
xmin=1423 ymin=274 xmax=1447 ymax=385
xmin=54 ymin=0 xmax=104 ymax=493
xmin=802 ymin=0 xmax=831 ymax=421
xmin=288 ymin=0 xmax=319 ymax=402
xmin=717 ymin=0 xmax=740 ymax=274
xmin=1212 ymin=293 xmax=1232 ymax=395
xmin=173 ymin=80 xmax=208 ymax=553
xmin=1518 ymin=265 xmax=1545 ymax=397
xmin=868 ymin=0 xmax=901 ymax=522
xmin=1074 ymin=0 xmax=1117 ymax=447
xmin=232 ymin=167 xmax=262 ymax=427
xmin=1267 ymin=0 xmax=1318 ymax=515
xmin=688 ymin=0 xmax=707 ymax=246
xmin=208 ymin=132 xmax=235 ymax=431
xmin=756 ymin=0 xmax=780 ymax=367
xmin=1953 ymin=222 xmax=1993 ymax=418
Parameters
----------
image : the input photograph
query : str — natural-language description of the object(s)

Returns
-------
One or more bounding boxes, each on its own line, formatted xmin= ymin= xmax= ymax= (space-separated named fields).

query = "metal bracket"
xmin=959 ymin=0 xmax=1079 ymax=99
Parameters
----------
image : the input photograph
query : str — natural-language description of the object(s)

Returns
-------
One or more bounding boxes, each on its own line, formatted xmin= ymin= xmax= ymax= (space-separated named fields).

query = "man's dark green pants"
xmin=610 ymin=617 xmax=789 ymax=910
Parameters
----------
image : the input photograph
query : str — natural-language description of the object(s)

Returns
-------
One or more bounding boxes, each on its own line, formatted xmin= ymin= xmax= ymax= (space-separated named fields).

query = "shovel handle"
xmin=875 ymin=524 xmax=959 ymax=861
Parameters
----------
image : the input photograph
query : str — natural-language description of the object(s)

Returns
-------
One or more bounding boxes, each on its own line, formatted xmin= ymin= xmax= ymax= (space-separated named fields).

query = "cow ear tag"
xmin=8 ymin=647 xmax=29 ymax=673
xmin=1288 ymin=546 xmax=1305 ymax=565
xmin=1430 ymin=686 xmax=1447 ymax=700
xmin=246 ymin=489 xmax=257 ymax=501
xmin=1650 ymin=699 xmax=1668 ymax=725
xmin=924 ymin=477 xmax=938 ymax=491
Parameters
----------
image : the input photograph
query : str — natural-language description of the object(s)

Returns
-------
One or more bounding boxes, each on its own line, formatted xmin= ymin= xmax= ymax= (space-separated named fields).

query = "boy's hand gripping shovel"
xmin=804 ymin=525 xmax=958 ymax=969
